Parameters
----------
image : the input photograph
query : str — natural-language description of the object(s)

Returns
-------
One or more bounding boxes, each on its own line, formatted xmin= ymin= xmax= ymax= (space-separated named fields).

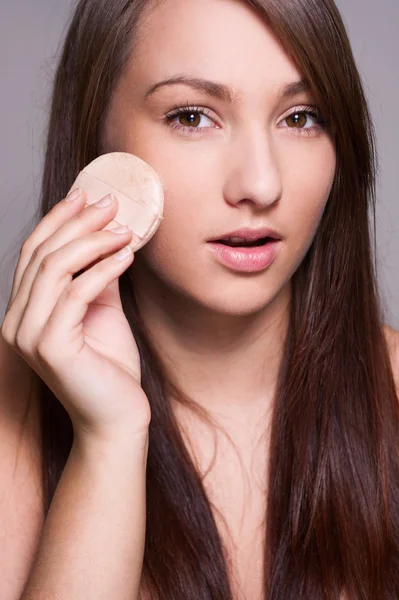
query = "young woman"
xmin=1 ymin=0 xmax=399 ymax=598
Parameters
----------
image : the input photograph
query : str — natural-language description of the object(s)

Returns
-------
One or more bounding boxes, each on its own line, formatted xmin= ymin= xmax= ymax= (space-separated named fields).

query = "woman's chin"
xmin=194 ymin=291 xmax=279 ymax=317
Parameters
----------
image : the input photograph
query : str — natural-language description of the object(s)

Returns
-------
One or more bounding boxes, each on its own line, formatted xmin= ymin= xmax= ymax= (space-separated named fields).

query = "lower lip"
xmin=207 ymin=240 xmax=280 ymax=272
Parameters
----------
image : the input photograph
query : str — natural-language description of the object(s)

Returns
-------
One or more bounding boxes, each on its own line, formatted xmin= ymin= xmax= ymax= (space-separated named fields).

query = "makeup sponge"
xmin=68 ymin=152 xmax=164 ymax=251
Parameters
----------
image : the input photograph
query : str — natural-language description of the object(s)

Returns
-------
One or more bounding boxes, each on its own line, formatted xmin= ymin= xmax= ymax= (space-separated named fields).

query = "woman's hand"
xmin=1 ymin=188 xmax=151 ymax=443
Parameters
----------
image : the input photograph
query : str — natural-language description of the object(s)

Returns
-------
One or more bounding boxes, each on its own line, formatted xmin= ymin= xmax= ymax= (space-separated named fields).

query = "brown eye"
xmin=165 ymin=105 xmax=217 ymax=134
xmin=286 ymin=111 xmax=308 ymax=128
xmin=178 ymin=112 xmax=201 ymax=127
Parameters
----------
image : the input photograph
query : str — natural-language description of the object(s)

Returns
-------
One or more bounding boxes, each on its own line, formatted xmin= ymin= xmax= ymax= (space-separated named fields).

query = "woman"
xmin=1 ymin=0 xmax=399 ymax=598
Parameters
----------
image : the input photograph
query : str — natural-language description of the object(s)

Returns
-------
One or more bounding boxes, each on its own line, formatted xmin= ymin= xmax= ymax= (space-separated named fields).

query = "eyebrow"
xmin=144 ymin=75 xmax=310 ymax=103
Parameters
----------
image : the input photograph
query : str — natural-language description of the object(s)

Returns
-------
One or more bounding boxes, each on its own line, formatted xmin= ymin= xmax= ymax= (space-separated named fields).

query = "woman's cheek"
xmin=134 ymin=218 xmax=194 ymax=283
xmin=284 ymin=191 xmax=333 ymax=275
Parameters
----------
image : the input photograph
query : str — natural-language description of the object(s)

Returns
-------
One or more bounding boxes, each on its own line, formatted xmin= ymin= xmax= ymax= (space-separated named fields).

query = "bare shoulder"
xmin=0 ymin=329 xmax=44 ymax=598
xmin=383 ymin=324 xmax=399 ymax=393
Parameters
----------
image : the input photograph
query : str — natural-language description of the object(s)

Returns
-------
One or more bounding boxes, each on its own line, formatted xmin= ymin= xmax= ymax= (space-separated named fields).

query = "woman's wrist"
xmin=72 ymin=425 xmax=150 ymax=467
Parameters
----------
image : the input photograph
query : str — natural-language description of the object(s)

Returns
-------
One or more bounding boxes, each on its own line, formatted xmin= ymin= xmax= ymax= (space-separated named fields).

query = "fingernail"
xmin=65 ymin=187 xmax=82 ymax=202
xmin=95 ymin=194 xmax=114 ymax=207
xmin=113 ymin=245 xmax=133 ymax=260
xmin=111 ymin=225 xmax=131 ymax=234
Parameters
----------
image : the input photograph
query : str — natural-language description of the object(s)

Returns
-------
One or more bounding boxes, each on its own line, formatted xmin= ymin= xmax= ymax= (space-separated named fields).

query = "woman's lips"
xmin=206 ymin=239 xmax=280 ymax=272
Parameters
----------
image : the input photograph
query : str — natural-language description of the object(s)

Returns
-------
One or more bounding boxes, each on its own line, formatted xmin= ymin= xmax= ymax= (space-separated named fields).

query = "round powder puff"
xmin=68 ymin=152 xmax=164 ymax=251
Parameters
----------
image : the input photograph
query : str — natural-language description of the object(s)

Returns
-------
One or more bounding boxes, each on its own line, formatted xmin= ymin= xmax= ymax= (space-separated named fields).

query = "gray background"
xmin=1 ymin=0 xmax=398 ymax=326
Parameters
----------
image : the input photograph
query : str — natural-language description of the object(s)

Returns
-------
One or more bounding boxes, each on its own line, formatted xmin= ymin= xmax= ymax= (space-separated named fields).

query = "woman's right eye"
xmin=164 ymin=105 xmax=219 ymax=135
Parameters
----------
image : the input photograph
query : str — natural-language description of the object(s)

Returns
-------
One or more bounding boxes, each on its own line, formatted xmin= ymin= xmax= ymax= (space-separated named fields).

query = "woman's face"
xmin=103 ymin=0 xmax=336 ymax=316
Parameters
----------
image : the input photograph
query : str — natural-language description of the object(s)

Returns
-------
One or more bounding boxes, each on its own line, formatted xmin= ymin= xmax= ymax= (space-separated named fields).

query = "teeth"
xmin=225 ymin=237 xmax=253 ymax=243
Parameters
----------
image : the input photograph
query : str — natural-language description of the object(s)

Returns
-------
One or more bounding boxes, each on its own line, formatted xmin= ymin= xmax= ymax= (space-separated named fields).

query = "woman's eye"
xmin=280 ymin=109 xmax=326 ymax=135
xmin=164 ymin=105 xmax=326 ymax=136
xmin=165 ymin=107 xmax=216 ymax=135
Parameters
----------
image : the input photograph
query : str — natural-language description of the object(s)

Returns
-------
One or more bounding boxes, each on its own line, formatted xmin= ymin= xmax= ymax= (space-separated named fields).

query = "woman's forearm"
xmin=21 ymin=432 xmax=149 ymax=600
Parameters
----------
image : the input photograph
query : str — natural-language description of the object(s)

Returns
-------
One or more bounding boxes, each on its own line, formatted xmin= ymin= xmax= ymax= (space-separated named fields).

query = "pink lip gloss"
xmin=207 ymin=240 xmax=280 ymax=273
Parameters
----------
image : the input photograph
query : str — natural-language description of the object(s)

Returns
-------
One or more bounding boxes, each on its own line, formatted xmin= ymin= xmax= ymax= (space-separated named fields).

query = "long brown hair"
xmin=25 ymin=0 xmax=399 ymax=597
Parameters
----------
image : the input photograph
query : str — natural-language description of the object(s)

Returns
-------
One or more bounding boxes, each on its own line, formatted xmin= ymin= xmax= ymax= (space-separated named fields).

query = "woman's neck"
xmin=133 ymin=272 xmax=291 ymax=420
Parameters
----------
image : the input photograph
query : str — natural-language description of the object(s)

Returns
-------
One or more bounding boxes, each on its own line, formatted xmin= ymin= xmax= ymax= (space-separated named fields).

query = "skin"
xmin=0 ymin=12 xmax=338 ymax=593
xmin=0 ymin=2 xmax=338 ymax=593
xmin=104 ymin=7 xmax=337 ymax=588
xmin=103 ymin=0 xmax=337 ymax=434
xmin=0 ymin=1 xmax=398 ymax=598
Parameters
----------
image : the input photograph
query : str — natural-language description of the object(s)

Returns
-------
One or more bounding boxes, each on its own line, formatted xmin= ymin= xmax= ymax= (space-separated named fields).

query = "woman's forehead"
xmin=129 ymin=0 xmax=302 ymax=100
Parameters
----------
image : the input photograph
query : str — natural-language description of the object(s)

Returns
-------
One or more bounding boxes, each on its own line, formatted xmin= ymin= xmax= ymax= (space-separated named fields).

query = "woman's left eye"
xmin=279 ymin=107 xmax=326 ymax=136
xmin=164 ymin=105 xmax=326 ymax=136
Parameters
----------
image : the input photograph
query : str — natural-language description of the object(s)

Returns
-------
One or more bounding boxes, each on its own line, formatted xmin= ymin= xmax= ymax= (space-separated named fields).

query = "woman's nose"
xmin=222 ymin=128 xmax=283 ymax=211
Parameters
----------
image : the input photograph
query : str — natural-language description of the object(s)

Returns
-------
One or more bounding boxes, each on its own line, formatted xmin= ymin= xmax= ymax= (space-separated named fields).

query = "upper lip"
xmin=209 ymin=227 xmax=282 ymax=242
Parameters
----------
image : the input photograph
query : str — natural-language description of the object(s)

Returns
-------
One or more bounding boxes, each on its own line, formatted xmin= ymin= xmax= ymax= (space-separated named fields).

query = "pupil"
xmin=180 ymin=112 xmax=200 ymax=127
xmin=290 ymin=112 xmax=306 ymax=128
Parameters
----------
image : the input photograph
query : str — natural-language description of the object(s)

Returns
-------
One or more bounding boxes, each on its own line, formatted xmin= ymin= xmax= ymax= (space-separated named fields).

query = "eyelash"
xmin=164 ymin=103 xmax=327 ymax=137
